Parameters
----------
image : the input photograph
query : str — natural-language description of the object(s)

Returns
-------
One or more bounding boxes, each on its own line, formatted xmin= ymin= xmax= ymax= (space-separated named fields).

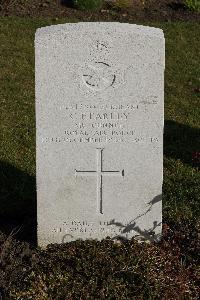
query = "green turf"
xmin=1 ymin=17 xmax=199 ymax=228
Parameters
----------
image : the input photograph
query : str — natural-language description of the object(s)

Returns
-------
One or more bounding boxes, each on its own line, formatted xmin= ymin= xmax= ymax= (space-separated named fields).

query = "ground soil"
xmin=0 ymin=0 xmax=199 ymax=22
xmin=0 ymin=221 xmax=199 ymax=299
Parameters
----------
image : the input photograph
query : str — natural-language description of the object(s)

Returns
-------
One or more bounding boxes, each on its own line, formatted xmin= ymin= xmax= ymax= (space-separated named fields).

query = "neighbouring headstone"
xmin=35 ymin=22 xmax=165 ymax=247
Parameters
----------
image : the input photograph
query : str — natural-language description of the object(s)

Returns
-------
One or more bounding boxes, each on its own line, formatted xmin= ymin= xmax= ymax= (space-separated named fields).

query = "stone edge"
xmin=35 ymin=22 xmax=164 ymax=42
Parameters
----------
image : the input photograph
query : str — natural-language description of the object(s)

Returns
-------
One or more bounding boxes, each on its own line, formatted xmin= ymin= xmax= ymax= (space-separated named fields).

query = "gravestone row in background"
xmin=35 ymin=22 xmax=165 ymax=247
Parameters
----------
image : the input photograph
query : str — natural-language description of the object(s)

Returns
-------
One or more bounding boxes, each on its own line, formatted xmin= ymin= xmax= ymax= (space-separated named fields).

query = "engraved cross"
xmin=75 ymin=148 xmax=124 ymax=214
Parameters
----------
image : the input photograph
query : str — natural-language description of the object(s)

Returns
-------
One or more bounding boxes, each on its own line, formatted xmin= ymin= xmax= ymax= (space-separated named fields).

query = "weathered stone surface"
xmin=35 ymin=22 xmax=165 ymax=247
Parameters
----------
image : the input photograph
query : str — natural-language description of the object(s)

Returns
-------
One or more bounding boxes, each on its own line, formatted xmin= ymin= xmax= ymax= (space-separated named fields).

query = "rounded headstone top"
xmin=35 ymin=22 xmax=164 ymax=41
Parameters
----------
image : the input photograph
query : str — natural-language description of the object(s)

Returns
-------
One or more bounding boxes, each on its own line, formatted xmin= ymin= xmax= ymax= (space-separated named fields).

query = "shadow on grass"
xmin=0 ymin=161 xmax=37 ymax=245
xmin=60 ymin=0 xmax=74 ymax=8
xmin=164 ymin=120 xmax=200 ymax=167
xmin=167 ymin=2 xmax=186 ymax=11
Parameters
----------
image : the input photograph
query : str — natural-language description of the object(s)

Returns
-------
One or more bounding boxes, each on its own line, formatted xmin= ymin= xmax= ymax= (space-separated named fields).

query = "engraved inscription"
xmin=75 ymin=148 xmax=124 ymax=214
xmin=52 ymin=220 xmax=136 ymax=241
xmin=82 ymin=62 xmax=116 ymax=91
xmin=90 ymin=40 xmax=110 ymax=58
xmin=41 ymin=101 xmax=160 ymax=144
xmin=78 ymin=40 xmax=125 ymax=94
xmin=94 ymin=41 xmax=109 ymax=52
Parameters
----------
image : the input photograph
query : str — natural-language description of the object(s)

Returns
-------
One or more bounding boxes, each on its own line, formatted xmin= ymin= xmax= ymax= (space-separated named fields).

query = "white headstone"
xmin=35 ymin=22 xmax=165 ymax=247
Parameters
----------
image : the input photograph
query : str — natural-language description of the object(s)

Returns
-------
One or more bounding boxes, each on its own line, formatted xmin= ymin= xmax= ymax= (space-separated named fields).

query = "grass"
xmin=0 ymin=17 xmax=200 ymax=299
